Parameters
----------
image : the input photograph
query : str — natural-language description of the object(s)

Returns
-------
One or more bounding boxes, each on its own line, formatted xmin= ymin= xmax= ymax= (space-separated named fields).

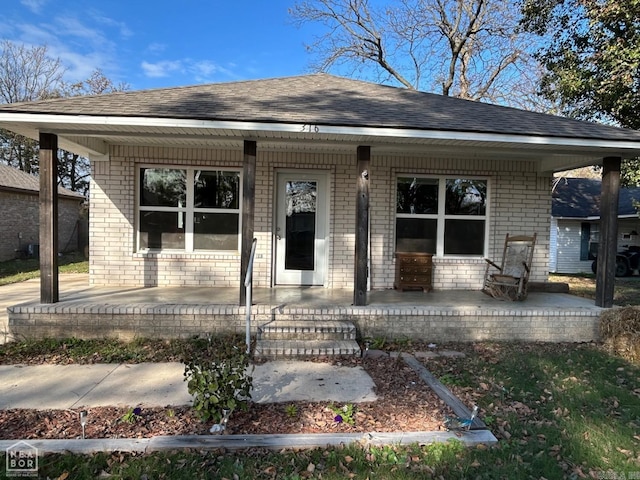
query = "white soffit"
xmin=1 ymin=113 xmax=640 ymax=161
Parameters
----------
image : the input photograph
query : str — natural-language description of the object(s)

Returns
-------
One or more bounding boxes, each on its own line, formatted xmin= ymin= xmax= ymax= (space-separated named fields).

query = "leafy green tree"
xmin=521 ymin=0 xmax=640 ymax=185
xmin=521 ymin=0 xmax=640 ymax=128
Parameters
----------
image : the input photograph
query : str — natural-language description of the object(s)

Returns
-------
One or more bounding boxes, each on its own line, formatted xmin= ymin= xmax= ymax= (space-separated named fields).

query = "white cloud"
xmin=88 ymin=10 xmax=133 ymax=38
xmin=56 ymin=50 xmax=113 ymax=83
xmin=141 ymin=58 xmax=238 ymax=83
xmin=141 ymin=60 xmax=184 ymax=78
xmin=147 ymin=43 xmax=167 ymax=54
xmin=8 ymin=10 xmax=131 ymax=84
xmin=191 ymin=60 xmax=236 ymax=82
xmin=20 ymin=0 xmax=48 ymax=14
xmin=54 ymin=15 xmax=115 ymax=50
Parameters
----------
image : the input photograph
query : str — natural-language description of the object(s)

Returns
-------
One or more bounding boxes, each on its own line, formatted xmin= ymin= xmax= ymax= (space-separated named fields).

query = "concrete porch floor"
xmin=4 ymin=274 xmax=604 ymax=343
xmin=15 ymin=278 xmax=598 ymax=310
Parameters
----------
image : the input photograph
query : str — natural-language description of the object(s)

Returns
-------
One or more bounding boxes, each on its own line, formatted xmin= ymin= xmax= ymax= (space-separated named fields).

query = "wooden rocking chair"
xmin=482 ymin=233 xmax=536 ymax=301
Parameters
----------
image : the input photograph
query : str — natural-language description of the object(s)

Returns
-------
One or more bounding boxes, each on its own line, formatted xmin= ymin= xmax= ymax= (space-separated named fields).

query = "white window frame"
xmin=136 ymin=165 xmax=242 ymax=253
xmin=395 ymin=174 xmax=490 ymax=257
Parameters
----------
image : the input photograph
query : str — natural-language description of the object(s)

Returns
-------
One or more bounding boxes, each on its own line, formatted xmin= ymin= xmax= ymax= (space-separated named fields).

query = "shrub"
xmin=599 ymin=307 xmax=640 ymax=363
xmin=183 ymin=335 xmax=253 ymax=423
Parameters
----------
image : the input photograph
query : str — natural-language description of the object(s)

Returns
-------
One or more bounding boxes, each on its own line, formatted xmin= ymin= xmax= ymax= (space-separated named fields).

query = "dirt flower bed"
xmin=0 ymin=355 xmax=453 ymax=440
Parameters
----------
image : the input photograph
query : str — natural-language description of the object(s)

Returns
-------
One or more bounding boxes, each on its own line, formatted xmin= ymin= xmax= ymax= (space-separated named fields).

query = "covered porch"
xmin=7 ymin=281 xmax=603 ymax=344
xmin=1 ymin=73 xmax=638 ymax=339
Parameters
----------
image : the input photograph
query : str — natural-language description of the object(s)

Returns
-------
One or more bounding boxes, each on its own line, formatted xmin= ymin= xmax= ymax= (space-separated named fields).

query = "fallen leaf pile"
xmin=0 ymin=355 xmax=452 ymax=440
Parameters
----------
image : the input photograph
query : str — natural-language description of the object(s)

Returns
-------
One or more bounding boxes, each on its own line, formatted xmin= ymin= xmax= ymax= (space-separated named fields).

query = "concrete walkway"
xmin=0 ymin=360 xmax=377 ymax=410
xmin=0 ymin=356 xmax=497 ymax=455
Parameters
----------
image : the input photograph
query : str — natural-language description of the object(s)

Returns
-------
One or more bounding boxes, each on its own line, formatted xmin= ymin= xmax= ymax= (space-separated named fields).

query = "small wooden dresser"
xmin=394 ymin=252 xmax=433 ymax=292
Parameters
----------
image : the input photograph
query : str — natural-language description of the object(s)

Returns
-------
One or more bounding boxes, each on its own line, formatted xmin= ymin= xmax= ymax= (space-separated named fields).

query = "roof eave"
xmin=2 ymin=112 xmax=640 ymax=164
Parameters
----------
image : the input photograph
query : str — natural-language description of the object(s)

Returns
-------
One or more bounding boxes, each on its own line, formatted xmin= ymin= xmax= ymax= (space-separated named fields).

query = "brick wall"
xmin=90 ymin=146 xmax=551 ymax=290
xmin=370 ymin=155 xmax=551 ymax=289
xmin=0 ymin=190 xmax=82 ymax=261
xmin=9 ymin=302 xmax=601 ymax=343
xmin=91 ymin=147 xmax=244 ymax=286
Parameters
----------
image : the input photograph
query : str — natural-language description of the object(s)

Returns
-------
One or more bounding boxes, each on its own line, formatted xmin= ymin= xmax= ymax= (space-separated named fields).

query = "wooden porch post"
xmin=39 ymin=133 xmax=59 ymax=303
xmin=240 ymin=140 xmax=257 ymax=305
xmin=595 ymin=156 xmax=621 ymax=308
xmin=354 ymin=146 xmax=370 ymax=306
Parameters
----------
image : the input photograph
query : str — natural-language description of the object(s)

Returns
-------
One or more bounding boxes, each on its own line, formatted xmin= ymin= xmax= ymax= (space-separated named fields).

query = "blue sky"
xmin=2 ymin=0 xmax=321 ymax=90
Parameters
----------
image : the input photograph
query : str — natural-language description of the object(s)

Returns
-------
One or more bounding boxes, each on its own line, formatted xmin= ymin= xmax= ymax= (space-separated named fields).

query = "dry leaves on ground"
xmin=0 ymin=355 xmax=453 ymax=440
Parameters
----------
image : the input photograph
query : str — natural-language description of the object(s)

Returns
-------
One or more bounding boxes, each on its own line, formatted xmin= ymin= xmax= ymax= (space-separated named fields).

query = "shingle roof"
xmin=552 ymin=177 xmax=640 ymax=218
xmin=0 ymin=164 xmax=84 ymax=199
xmin=0 ymin=73 xmax=639 ymax=142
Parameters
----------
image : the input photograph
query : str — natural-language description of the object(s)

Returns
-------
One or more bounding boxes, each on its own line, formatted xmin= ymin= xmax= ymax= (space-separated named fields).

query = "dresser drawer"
xmin=399 ymin=266 xmax=433 ymax=275
xmin=395 ymin=252 xmax=433 ymax=292
xmin=399 ymin=274 xmax=432 ymax=284
xmin=399 ymin=255 xmax=432 ymax=266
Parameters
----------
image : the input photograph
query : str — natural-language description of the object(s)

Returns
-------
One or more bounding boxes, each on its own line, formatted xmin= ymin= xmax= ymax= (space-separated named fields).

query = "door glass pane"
xmin=285 ymin=181 xmax=316 ymax=270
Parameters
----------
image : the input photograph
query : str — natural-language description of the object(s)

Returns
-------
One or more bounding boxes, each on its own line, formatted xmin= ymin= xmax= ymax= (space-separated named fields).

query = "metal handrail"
xmin=244 ymin=238 xmax=257 ymax=354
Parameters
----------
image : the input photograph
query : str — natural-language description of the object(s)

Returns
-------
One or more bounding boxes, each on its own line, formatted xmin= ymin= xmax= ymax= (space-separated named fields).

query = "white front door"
xmin=275 ymin=172 xmax=328 ymax=285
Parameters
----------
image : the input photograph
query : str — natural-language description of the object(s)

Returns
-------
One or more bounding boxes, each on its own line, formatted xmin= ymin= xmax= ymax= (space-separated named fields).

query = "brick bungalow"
xmin=0 ymin=164 xmax=84 ymax=261
xmin=0 ymin=74 xmax=639 ymax=313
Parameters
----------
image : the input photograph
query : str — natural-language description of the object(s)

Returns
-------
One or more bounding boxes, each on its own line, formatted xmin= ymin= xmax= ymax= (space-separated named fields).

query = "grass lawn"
xmin=550 ymin=273 xmax=640 ymax=305
xmin=0 ymin=339 xmax=638 ymax=479
xmin=0 ymin=253 xmax=88 ymax=286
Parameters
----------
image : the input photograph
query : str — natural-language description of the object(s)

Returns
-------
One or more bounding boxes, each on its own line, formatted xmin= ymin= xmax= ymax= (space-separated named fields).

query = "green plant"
xmin=120 ymin=407 xmax=141 ymax=423
xmin=329 ymin=403 xmax=356 ymax=425
xmin=285 ymin=404 xmax=298 ymax=418
xmin=367 ymin=444 xmax=408 ymax=465
xmin=183 ymin=337 xmax=253 ymax=423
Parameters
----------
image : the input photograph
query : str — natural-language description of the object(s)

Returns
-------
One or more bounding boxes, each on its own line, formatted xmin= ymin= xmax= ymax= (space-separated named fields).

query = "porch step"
xmin=258 ymin=320 xmax=357 ymax=341
xmin=254 ymin=320 xmax=361 ymax=359
xmin=254 ymin=339 xmax=362 ymax=359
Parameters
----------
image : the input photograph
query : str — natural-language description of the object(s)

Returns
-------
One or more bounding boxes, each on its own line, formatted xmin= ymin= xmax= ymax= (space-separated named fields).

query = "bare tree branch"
xmin=291 ymin=0 xmax=540 ymax=105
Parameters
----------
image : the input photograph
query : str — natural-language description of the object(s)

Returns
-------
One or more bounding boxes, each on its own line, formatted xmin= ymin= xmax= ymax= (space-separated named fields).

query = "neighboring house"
xmin=0 ymin=164 xmax=84 ymax=262
xmin=0 ymin=74 xmax=639 ymax=304
xmin=550 ymin=177 xmax=640 ymax=274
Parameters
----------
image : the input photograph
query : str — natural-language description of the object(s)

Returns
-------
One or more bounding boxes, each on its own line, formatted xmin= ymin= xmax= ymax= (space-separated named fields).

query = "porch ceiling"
xmin=1 ymin=114 xmax=637 ymax=174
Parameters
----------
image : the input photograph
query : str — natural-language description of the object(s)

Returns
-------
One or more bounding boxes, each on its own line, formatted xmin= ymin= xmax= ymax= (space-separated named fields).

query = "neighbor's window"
xmin=138 ymin=167 xmax=241 ymax=252
xmin=396 ymin=176 xmax=487 ymax=256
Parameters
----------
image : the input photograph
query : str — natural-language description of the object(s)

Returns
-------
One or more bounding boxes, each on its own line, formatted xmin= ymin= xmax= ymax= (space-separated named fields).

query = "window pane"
xmin=140 ymin=168 xmax=186 ymax=207
xmin=194 ymin=213 xmax=239 ymax=250
xmin=194 ymin=170 xmax=240 ymax=209
xmin=397 ymin=177 xmax=438 ymax=214
xmin=444 ymin=219 xmax=484 ymax=255
xmin=396 ymin=218 xmax=437 ymax=253
xmin=445 ymin=179 xmax=486 ymax=215
xmin=139 ymin=211 xmax=185 ymax=249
